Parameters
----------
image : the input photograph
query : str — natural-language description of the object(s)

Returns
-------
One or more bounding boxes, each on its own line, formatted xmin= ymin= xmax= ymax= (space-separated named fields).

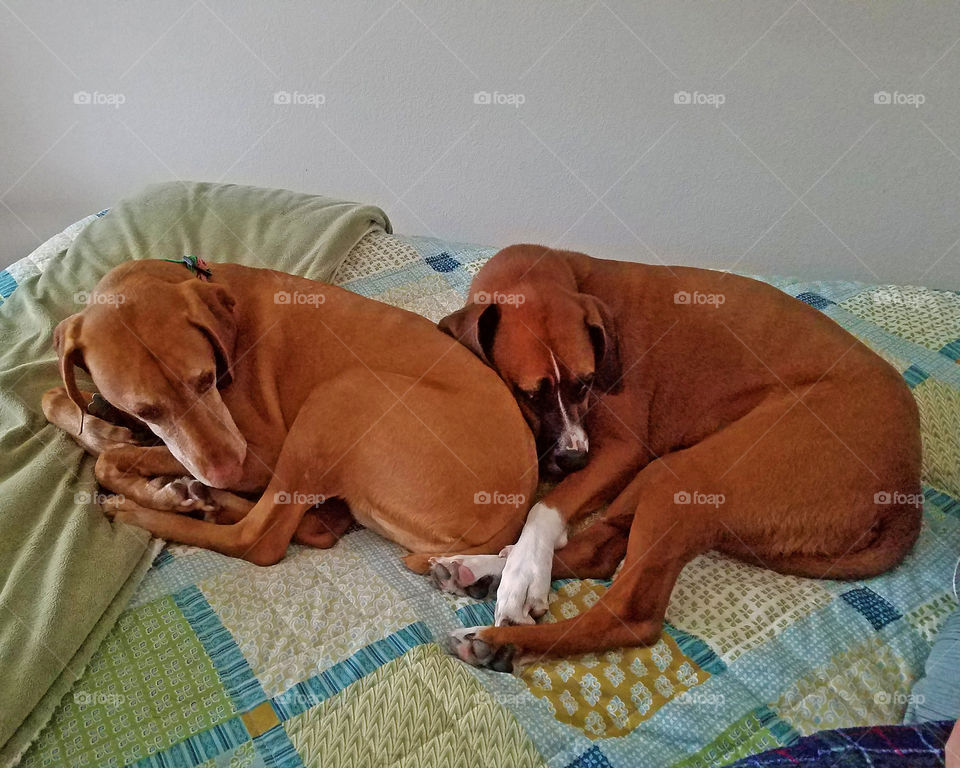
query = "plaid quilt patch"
xmin=10 ymin=222 xmax=960 ymax=767
xmin=726 ymin=719 xmax=953 ymax=767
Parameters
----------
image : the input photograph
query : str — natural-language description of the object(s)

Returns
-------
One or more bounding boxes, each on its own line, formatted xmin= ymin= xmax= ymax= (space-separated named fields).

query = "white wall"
xmin=1 ymin=1 xmax=957 ymax=287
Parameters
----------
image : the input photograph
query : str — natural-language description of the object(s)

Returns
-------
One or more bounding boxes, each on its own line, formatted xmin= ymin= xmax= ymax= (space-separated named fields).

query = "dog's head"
xmin=439 ymin=248 xmax=621 ymax=477
xmin=54 ymin=261 xmax=247 ymax=488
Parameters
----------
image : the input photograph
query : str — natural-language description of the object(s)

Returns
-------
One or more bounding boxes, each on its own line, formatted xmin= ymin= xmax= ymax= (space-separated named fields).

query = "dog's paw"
xmin=149 ymin=476 xmax=216 ymax=512
xmin=429 ymin=554 xmax=507 ymax=598
xmin=493 ymin=541 xmax=552 ymax=626
xmin=99 ymin=494 xmax=125 ymax=518
xmin=445 ymin=627 xmax=516 ymax=672
xmin=493 ymin=566 xmax=549 ymax=626
xmin=493 ymin=503 xmax=564 ymax=626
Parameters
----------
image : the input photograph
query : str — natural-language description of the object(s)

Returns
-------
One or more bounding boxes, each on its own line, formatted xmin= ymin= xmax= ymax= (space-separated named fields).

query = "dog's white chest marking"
xmin=494 ymin=502 xmax=567 ymax=626
xmin=550 ymin=353 xmax=588 ymax=454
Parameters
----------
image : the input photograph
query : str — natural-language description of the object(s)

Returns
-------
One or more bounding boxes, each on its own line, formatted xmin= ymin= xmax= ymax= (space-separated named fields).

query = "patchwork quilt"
xmin=4 ymin=221 xmax=959 ymax=768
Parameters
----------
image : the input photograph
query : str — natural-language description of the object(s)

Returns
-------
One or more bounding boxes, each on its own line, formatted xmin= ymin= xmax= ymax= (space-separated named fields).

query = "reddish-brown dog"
xmin=43 ymin=259 xmax=537 ymax=568
xmin=436 ymin=245 xmax=922 ymax=671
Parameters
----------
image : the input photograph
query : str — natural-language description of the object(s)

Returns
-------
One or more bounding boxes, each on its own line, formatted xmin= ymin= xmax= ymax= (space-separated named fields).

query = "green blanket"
xmin=0 ymin=182 xmax=389 ymax=765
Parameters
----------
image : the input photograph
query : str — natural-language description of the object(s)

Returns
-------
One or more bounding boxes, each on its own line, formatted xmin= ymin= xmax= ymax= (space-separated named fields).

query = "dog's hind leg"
xmin=291 ymin=498 xmax=354 ymax=549
xmin=205 ymin=493 xmax=354 ymax=550
xmin=42 ymin=386 xmax=140 ymax=455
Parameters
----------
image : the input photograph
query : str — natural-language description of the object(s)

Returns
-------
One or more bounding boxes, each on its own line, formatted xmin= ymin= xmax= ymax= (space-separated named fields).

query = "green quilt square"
xmin=22 ymin=594 xmax=235 ymax=768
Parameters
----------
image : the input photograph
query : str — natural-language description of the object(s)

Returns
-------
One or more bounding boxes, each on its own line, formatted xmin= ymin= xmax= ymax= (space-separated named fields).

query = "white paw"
xmin=429 ymin=553 xmax=507 ymax=598
xmin=493 ymin=503 xmax=566 ymax=626
xmin=494 ymin=555 xmax=550 ymax=625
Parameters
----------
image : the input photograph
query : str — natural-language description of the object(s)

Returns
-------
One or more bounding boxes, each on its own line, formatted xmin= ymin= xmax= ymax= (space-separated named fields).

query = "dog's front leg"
xmin=95 ymin=444 xmax=220 ymax=513
xmin=493 ymin=438 xmax=643 ymax=625
xmin=426 ymin=437 xmax=641 ymax=624
xmin=103 ymin=399 xmax=332 ymax=565
xmin=103 ymin=471 xmax=316 ymax=565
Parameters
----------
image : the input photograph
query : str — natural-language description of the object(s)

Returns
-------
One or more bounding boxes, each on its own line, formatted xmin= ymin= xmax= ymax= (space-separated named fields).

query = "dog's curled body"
xmin=45 ymin=259 xmax=538 ymax=567
xmin=438 ymin=245 xmax=922 ymax=667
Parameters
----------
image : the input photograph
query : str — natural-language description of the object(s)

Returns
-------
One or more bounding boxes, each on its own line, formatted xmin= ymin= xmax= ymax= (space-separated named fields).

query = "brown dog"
xmin=435 ymin=245 xmax=922 ymax=671
xmin=43 ymin=259 xmax=537 ymax=568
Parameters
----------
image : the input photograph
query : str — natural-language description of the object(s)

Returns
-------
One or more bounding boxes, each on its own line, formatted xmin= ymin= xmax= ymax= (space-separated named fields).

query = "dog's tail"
xmin=730 ymin=499 xmax=923 ymax=580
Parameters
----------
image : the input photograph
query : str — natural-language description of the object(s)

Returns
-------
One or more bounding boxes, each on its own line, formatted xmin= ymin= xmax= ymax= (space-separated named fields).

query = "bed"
xmin=3 ymin=197 xmax=958 ymax=768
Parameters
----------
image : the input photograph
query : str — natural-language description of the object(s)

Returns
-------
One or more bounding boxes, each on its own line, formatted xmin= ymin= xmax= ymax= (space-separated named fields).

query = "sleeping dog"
xmin=43 ymin=258 xmax=537 ymax=568
xmin=435 ymin=244 xmax=922 ymax=671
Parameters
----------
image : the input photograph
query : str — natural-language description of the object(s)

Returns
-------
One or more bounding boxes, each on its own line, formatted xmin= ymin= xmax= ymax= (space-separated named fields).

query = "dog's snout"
xmin=554 ymin=448 xmax=588 ymax=473
xmin=202 ymin=461 xmax=245 ymax=489
xmin=201 ymin=437 xmax=247 ymax=488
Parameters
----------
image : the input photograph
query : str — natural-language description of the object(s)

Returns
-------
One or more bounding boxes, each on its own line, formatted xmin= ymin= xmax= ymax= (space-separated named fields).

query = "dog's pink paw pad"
xmin=445 ymin=627 xmax=515 ymax=672
xmin=457 ymin=564 xmax=476 ymax=585
xmin=428 ymin=555 xmax=505 ymax=599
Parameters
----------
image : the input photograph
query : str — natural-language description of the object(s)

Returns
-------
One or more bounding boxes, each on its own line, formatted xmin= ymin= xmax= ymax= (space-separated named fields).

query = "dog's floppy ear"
xmin=580 ymin=293 xmax=622 ymax=394
xmin=181 ymin=281 xmax=238 ymax=388
xmin=53 ymin=314 xmax=88 ymax=431
xmin=437 ymin=301 xmax=500 ymax=368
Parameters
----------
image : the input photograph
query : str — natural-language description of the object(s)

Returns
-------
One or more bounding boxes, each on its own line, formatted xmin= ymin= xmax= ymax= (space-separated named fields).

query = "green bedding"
xmin=0 ymin=182 xmax=388 ymax=765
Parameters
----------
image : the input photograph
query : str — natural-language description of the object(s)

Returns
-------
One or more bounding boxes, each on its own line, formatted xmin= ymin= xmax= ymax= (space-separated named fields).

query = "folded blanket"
xmin=0 ymin=182 xmax=389 ymax=765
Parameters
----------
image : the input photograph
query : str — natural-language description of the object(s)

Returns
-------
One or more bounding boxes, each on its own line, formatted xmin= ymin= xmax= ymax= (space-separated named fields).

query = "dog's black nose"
xmin=554 ymin=448 xmax=588 ymax=473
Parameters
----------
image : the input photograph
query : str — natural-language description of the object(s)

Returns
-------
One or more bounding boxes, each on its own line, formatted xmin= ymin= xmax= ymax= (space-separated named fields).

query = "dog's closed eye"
xmin=571 ymin=375 xmax=593 ymax=401
xmin=191 ymin=371 xmax=216 ymax=395
xmin=134 ymin=403 xmax=164 ymax=421
xmin=517 ymin=377 xmax=550 ymax=403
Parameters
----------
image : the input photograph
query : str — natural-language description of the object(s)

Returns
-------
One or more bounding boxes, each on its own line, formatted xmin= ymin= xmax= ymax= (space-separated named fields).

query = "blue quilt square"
xmin=902 ymin=364 xmax=930 ymax=389
xmin=795 ymin=292 xmax=834 ymax=310
xmin=840 ymin=587 xmax=902 ymax=630
xmin=925 ymin=488 xmax=958 ymax=518
xmin=566 ymin=746 xmax=613 ymax=768
xmin=0 ymin=271 xmax=17 ymax=299
xmin=939 ymin=338 xmax=960 ymax=362
xmin=425 ymin=252 xmax=460 ymax=273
